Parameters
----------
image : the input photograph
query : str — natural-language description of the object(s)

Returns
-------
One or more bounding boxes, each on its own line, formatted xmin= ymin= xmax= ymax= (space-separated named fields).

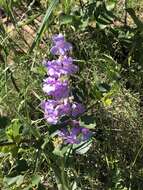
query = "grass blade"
xmin=29 ymin=0 xmax=59 ymax=53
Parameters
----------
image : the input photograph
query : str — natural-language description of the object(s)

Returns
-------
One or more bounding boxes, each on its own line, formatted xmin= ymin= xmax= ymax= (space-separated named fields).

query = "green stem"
xmin=60 ymin=158 xmax=70 ymax=190
xmin=54 ymin=158 xmax=70 ymax=190
xmin=43 ymin=152 xmax=70 ymax=190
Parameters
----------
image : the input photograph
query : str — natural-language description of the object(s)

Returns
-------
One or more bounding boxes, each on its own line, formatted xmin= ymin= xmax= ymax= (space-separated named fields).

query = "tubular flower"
xmin=58 ymin=126 xmax=92 ymax=144
xmin=44 ymin=57 xmax=78 ymax=77
xmin=41 ymin=34 xmax=92 ymax=144
xmin=71 ymin=103 xmax=85 ymax=118
xmin=42 ymin=77 xmax=69 ymax=99
xmin=41 ymin=100 xmax=71 ymax=124
xmin=50 ymin=34 xmax=72 ymax=55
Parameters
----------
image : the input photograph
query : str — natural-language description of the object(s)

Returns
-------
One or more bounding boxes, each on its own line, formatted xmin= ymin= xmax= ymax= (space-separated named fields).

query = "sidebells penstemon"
xmin=42 ymin=34 xmax=92 ymax=144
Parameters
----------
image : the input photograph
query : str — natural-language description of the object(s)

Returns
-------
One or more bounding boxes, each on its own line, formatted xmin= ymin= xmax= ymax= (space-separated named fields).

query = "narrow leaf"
xmin=29 ymin=0 xmax=59 ymax=53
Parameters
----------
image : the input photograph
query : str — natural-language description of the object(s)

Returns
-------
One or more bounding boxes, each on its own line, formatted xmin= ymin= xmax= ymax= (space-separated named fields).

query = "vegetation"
xmin=0 ymin=0 xmax=143 ymax=189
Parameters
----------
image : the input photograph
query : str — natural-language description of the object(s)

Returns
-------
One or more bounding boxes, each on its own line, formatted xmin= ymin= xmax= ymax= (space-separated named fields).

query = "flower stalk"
xmin=41 ymin=33 xmax=92 ymax=144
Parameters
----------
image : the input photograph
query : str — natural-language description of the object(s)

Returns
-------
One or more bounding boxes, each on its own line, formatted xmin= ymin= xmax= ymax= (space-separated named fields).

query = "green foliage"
xmin=0 ymin=0 xmax=143 ymax=189
xmin=30 ymin=0 xmax=59 ymax=52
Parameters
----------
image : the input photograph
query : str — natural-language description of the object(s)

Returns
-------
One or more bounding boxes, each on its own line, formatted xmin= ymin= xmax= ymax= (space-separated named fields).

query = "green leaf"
xmin=29 ymin=0 xmax=59 ymax=52
xmin=6 ymin=119 xmax=21 ymax=142
xmin=30 ymin=126 xmax=41 ymax=139
xmin=96 ymin=22 xmax=107 ymax=29
xmin=0 ymin=128 xmax=7 ymax=142
xmin=31 ymin=175 xmax=41 ymax=187
xmin=0 ymin=145 xmax=16 ymax=154
xmin=105 ymin=0 xmax=116 ymax=11
xmin=0 ymin=0 xmax=7 ymax=9
xmin=73 ymin=140 xmax=92 ymax=154
xmin=41 ymin=135 xmax=50 ymax=149
xmin=59 ymin=14 xmax=73 ymax=25
xmin=80 ymin=115 xmax=96 ymax=129
xmin=4 ymin=175 xmax=24 ymax=186
xmin=79 ymin=121 xmax=95 ymax=129
xmin=53 ymin=146 xmax=69 ymax=157
xmin=97 ymin=16 xmax=112 ymax=25
xmin=102 ymin=97 xmax=112 ymax=106
xmin=97 ymin=83 xmax=110 ymax=93
xmin=31 ymin=65 xmax=46 ymax=76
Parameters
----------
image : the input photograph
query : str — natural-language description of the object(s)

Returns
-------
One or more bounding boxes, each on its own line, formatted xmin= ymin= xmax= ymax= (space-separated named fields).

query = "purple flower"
xmin=44 ymin=57 xmax=78 ymax=77
xmin=41 ymin=99 xmax=71 ymax=124
xmin=42 ymin=77 xmax=69 ymax=99
xmin=45 ymin=60 xmax=62 ymax=78
xmin=56 ymin=99 xmax=71 ymax=116
xmin=52 ymin=34 xmax=65 ymax=43
xmin=50 ymin=34 xmax=72 ymax=55
xmin=58 ymin=127 xmax=80 ymax=144
xmin=81 ymin=128 xmax=92 ymax=141
xmin=61 ymin=56 xmax=79 ymax=75
xmin=41 ymin=100 xmax=59 ymax=124
xmin=71 ymin=103 xmax=85 ymax=117
xmin=41 ymin=34 xmax=92 ymax=145
xmin=58 ymin=126 xmax=92 ymax=144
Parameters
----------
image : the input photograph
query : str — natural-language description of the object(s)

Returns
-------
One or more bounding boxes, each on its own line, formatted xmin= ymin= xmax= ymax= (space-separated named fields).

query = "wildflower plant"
xmin=42 ymin=34 xmax=92 ymax=145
